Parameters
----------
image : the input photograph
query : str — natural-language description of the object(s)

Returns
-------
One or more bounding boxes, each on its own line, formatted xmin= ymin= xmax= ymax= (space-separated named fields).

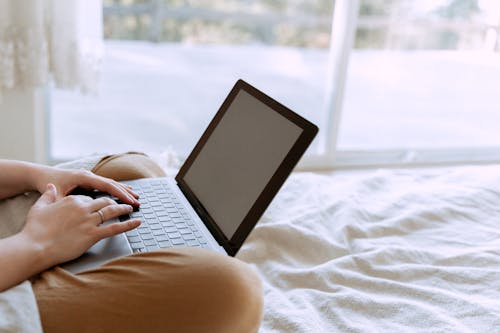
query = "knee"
xmin=177 ymin=248 xmax=264 ymax=332
xmin=213 ymin=254 xmax=264 ymax=332
xmin=115 ymin=247 xmax=264 ymax=332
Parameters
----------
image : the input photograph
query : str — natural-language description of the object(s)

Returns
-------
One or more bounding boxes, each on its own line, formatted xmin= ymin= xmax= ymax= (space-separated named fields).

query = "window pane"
xmin=338 ymin=0 xmax=500 ymax=151
xmin=50 ymin=0 xmax=333 ymax=161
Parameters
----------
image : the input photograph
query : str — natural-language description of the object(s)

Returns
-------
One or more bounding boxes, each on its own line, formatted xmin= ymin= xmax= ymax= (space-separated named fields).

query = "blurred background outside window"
xmin=50 ymin=0 xmax=500 ymax=167
xmin=50 ymin=0 xmax=333 ymax=162
xmin=338 ymin=0 xmax=500 ymax=166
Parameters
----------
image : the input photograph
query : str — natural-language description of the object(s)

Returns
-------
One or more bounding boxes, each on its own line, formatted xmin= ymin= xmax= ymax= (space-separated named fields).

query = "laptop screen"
xmin=176 ymin=80 xmax=318 ymax=255
xmin=182 ymin=89 xmax=303 ymax=239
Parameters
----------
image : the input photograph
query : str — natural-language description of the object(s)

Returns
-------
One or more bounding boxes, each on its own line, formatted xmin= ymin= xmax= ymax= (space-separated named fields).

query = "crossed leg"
xmin=33 ymin=247 xmax=263 ymax=333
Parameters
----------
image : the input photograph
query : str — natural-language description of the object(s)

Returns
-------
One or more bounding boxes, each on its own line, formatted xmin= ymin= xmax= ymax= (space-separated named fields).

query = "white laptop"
xmin=62 ymin=79 xmax=318 ymax=273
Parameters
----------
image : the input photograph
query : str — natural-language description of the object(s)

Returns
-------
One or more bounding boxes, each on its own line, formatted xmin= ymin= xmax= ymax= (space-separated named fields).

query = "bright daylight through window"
xmin=337 ymin=0 xmax=500 ymax=166
xmin=50 ymin=0 xmax=333 ymax=162
xmin=50 ymin=0 xmax=500 ymax=167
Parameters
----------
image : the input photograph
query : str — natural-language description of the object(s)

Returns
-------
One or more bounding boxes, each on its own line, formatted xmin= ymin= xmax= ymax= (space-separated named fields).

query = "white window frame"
xmin=0 ymin=87 xmax=48 ymax=164
xmin=298 ymin=0 xmax=359 ymax=171
xmin=44 ymin=0 xmax=500 ymax=169
xmin=300 ymin=0 xmax=500 ymax=171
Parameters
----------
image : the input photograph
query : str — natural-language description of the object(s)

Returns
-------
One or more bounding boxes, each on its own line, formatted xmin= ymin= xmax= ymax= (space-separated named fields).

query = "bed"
xmin=237 ymin=165 xmax=500 ymax=332
xmin=2 ymin=156 xmax=500 ymax=332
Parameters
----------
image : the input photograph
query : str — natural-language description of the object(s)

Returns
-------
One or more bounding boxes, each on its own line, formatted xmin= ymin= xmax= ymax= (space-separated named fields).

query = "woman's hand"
xmin=21 ymin=184 xmax=141 ymax=270
xmin=32 ymin=166 xmax=140 ymax=207
xmin=0 ymin=183 xmax=141 ymax=291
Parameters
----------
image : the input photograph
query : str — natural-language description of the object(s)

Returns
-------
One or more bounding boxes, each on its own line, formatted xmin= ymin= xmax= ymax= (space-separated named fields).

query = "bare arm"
xmin=0 ymin=159 xmax=140 ymax=204
xmin=0 ymin=160 xmax=143 ymax=292
xmin=0 ymin=184 xmax=141 ymax=291
xmin=0 ymin=160 xmax=41 ymax=200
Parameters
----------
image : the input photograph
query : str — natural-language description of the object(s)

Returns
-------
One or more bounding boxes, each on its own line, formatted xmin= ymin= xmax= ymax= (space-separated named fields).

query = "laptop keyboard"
xmin=120 ymin=179 xmax=210 ymax=253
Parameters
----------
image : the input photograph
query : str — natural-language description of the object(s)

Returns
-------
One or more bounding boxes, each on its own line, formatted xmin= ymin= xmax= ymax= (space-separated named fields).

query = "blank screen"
xmin=183 ymin=90 xmax=302 ymax=239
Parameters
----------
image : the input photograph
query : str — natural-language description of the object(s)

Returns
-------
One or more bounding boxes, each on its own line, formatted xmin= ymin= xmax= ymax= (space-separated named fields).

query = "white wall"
xmin=0 ymin=88 xmax=47 ymax=163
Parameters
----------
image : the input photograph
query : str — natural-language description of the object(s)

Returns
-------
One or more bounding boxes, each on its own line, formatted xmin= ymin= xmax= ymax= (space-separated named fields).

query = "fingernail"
xmin=128 ymin=205 xmax=133 ymax=212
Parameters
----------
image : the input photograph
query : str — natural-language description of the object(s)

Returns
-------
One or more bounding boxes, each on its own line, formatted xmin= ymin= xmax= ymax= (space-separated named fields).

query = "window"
xmin=336 ymin=0 xmax=500 ymax=166
xmin=49 ymin=0 xmax=334 ymax=164
xmin=50 ymin=0 xmax=500 ymax=168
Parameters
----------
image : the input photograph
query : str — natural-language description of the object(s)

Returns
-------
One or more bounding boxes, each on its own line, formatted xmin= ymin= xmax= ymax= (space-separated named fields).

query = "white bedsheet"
xmin=237 ymin=166 xmax=500 ymax=332
xmin=3 ymin=157 xmax=500 ymax=332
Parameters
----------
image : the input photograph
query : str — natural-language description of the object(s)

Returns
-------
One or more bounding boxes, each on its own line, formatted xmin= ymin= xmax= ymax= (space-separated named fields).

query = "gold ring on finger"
xmin=97 ymin=209 xmax=105 ymax=223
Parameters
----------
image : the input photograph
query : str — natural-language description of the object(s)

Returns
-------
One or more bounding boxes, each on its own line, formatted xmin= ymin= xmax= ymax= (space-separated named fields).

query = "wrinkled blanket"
xmin=3 ymin=161 xmax=500 ymax=332
xmin=237 ymin=166 xmax=500 ymax=332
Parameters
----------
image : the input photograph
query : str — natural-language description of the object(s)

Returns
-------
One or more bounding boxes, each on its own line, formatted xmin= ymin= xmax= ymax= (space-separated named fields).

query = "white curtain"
xmin=0 ymin=0 xmax=103 ymax=94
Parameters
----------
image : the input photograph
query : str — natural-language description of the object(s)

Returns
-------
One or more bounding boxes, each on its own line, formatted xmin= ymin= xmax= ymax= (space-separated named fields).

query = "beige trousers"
xmin=32 ymin=153 xmax=263 ymax=332
xmin=32 ymin=247 xmax=263 ymax=333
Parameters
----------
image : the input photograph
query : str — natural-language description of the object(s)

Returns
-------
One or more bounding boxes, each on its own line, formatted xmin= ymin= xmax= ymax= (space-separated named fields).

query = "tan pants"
xmin=32 ymin=153 xmax=263 ymax=332
xmin=32 ymin=247 xmax=263 ymax=333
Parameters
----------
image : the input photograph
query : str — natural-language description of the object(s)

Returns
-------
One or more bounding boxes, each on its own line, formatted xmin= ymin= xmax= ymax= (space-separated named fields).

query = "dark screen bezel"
xmin=175 ymin=79 xmax=318 ymax=256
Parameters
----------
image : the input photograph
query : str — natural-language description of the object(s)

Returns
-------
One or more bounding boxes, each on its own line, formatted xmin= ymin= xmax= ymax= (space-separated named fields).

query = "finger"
xmin=34 ymin=184 xmax=57 ymax=208
xmin=118 ymin=183 xmax=139 ymax=199
xmin=88 ymin=197 xmax=118 ymax=212
xmin=125 ymin=186 xmax=140 ymax=199
xmin=84 ymin=175 xmax=139 ymax=206
xmin=96 ymin=219 xmax=141 ymax=239
xmin=96 ymin=203 xmax=134 ymax=224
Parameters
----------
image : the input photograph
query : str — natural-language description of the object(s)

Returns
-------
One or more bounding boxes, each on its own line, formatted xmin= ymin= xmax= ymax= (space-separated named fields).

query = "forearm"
xmin=0 ymin=232 xmax=48 ymax=292
xmin=0 ymin=160 xmax=46 ymax=200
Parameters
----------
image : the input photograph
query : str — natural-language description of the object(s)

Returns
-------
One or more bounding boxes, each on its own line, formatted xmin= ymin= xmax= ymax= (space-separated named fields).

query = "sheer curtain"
xmin=0 ymin=0 xmax=103 ymax=96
